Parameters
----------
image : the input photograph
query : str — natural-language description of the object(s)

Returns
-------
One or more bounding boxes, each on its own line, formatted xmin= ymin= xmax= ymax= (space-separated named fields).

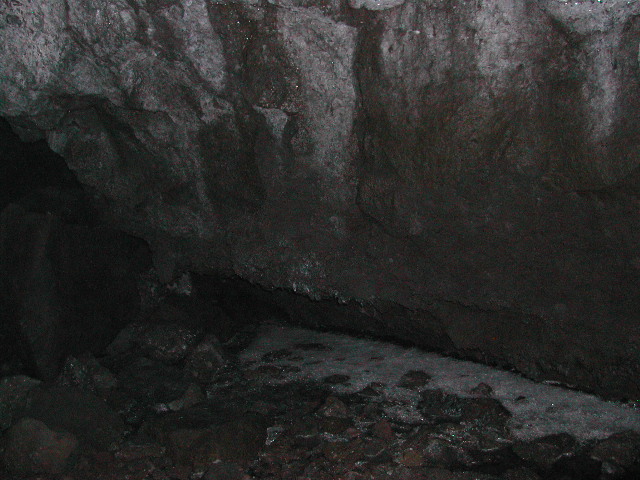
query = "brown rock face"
xmin=1 ymin=0 xmax=640 ymax=398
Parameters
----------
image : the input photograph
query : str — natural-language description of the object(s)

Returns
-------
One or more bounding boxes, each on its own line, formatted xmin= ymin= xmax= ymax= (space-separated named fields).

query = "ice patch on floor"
xmin=240 ymin=323 xmax=640 ymax=441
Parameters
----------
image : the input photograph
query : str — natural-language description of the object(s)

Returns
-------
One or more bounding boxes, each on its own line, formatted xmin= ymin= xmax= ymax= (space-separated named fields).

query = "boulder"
xmin=1 ymin=417 xmax=78 ymax=475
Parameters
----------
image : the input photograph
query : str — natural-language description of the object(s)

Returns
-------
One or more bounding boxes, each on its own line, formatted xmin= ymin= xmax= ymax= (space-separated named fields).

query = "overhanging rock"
xmin=2 ymin=0 xmax=640 ymax=399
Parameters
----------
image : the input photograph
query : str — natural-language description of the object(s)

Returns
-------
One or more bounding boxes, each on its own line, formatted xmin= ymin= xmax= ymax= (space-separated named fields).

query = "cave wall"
xmin=2 ymin=0 xmax=640 ymax=398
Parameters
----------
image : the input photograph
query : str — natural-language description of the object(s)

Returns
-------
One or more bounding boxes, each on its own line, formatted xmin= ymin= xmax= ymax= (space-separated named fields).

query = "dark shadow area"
xmin=0 ymin=117 xmax=151 ymax=379
xmin=0 ymin=118 xmax=81 ymax=210
xmin=0 ymin=118 xmax=82 ymax=377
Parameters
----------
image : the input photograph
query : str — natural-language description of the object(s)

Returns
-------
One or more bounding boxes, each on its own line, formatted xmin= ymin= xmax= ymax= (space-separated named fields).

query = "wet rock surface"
xmin=0 ymin=320 xmax=638 ymax=480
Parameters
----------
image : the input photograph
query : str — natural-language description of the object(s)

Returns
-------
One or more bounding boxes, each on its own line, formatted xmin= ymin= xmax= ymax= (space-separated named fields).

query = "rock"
xmin=502 ymin=468 xmax=542 ymax=480
xmin=590 ymin=430 xmax=640 ymax=472
xmin=398 ymin=370 xmax=432 ymax=390
xmin=23 ymin=386 xmax=127 ymax=451
xmin=318 ymin=396 xmax=350 ymax=418
xmin=285 ymin=417 xmax=320 ymax=439
xmin=348 ymin=0 xmax=406 ymax=11
xmin=114 ymin=437 xmax=166 ymax=461
xmin=2 ymin=0 xmax=640 ymax=401
xmin=420 ymin=468 xmax=501 ymax=480
xmin=261 ymin=349 xmax=294 ymax=362
xmin=369 ymin=464 xmax=425 ymax=480
xmin=294 ymin=343 xmax=333 ymax=352
xmin=357 ymin=383 xmax=384 ymax=397
xmin=419 ymin=389 xmax=511 ymax=428
xmin=418 ymin=389 xmax=467 ymax=424
xmin=117 ymin=357 xmax=197 ymax=408
xmin=56 ymin=354 xmax=118 ymax=396
xmin=372 ymin=419 xmax=396 ymax=442
xmin=0 ymin=375 xmax=41 ymax=431
xmin=323 ymin=374 xmax=351 ymax=385
xmin=157 ymin=465 xmax=192 ymax=480
xmin=322 ymin=438 xmax=367 ymax=463
xmin=106 ymin=317 xmax=204 ymax=366
xmin=469 ymin=383 xmax=494 ymax=397
xmin=137 ymin=322 xmax=202 ymax=365
xmin=460 ymin=396 xmax=512 ymax=428
xmin=512 ymin=433 xmax=578 ymax=470
xmin=317 ymin=416 xmax=353 ymax=435
xmin=184 ymin=334 xmax=226 ymax=383
xmin=105 ymin=322 xmax=148 ymax=358
xmin=243 ymin=365 xmax=285 ymax=381
xmin=397 ymin=446 xmax=427 ymax=467
xmin=103 ymin=389 xmax=145 ymax=427
xmin=0 ymin=201 xmax=150 ymax=380
xmin=202 ymin=462 xmax=247 ymax=480
xmin=397 ymin=431 xmax=457 ymax=468
xmin=162 ymin=383 xmax=206 ymax=413
xmin=2 ymin=417 xmax=78 ymax=475
xmin=156 ymin=416 xmax=268 ymax=468
xmin=396 ymin=419 xmax=512 ymax=470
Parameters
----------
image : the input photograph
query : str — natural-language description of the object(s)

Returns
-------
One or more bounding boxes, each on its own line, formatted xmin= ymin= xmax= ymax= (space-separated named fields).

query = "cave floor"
xmin=2 ymin=321 xmax=640 ymax=480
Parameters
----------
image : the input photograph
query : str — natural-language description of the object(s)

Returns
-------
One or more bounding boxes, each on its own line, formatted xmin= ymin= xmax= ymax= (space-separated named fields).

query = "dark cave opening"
xmin=0 ymin=118 xmax=81 ymax=211
xmin=0 ymin=118 xmax=83 ymax=378
xmin=1 ymin=120 xmax=640 ymax=480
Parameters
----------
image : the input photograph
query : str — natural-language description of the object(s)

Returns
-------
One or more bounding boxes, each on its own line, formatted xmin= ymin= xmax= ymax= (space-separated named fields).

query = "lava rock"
xmin=0 ymin=375 xmax=41 ymax=431
xmin=202 ymin=461 xmax=247 ymax=480
xmin=117 ymin=357 xmax=198 ymax=409
xmin=461 ymin=396 xmax=512 ymax=427
xmin=398 ymin=370 xmax=432 ymax=390
xmin=469 ymin=382 xmax=494 ymax=397
xmin=318 ymin=395 xmax=350 ymax=418
xmin=323 ymin=374 xmax=351 ymax=385
xmin=317 ymin=416 xmax=354 ymax=435
xmin=419 ymin=389 xmax=468 ymax=424
xmin=56 ymin=354 xmax=118 ymax=396
xmin=322 ymin=438 xmax=367 ymax=463
xmin=368 ymin=464 xmax=424 ymax=480
xmin=421 ymin=468 xmax=501 ymax=480
xmin=502 ymin=468 xmax=543 ymax=480
xmin=114 ymin=436 xmax=166 ymax=461
xmin=590 ymin=430 xmax=640 ymax=472
xmin=23 ymin=386 xmax=127 ymax=451
xmin=184 ymin=334 xmax=226 ymax=383
xmin=138 ymin=322 xmax=202 ymax=365
xmin=512 ymin=432 xmax=578 ymax=470
xmin=372 ymin=419 xmax=396 ymax=442
xmin=397 ymin=429 xmax=458 ymax=468
xmin=419 ymin=389 xmax=511 ymax=427
xmin=2 ymin=417 xmax=78 ymax=475
xmin=155 ymin=416 xmax=268 ymax=468
xmin=261 ymin=349 xmax=295 ymax=362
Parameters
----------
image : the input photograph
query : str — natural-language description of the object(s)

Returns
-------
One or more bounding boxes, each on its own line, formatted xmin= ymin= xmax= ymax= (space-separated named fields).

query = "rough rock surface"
xmin=2 ymin=0 xmax=640 ymax=398
xmin=2 ymin=417 xmax=78 ymax=475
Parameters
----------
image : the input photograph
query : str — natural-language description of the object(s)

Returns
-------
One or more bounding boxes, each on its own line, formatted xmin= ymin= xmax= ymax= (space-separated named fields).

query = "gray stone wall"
xmin=2 ymin=0 xmax=640 ymax=398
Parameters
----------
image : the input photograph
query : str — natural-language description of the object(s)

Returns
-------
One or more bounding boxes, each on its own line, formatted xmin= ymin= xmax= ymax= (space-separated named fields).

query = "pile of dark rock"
xmin=1 ymin=309 xmax=640 ymax=480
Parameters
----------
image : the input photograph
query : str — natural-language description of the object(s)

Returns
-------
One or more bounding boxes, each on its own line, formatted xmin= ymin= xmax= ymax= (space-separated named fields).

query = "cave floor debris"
xmin=1 ymin=320 xmax=640 ymax=480
xmin=240 ymin=323 xmax=640 ymax=442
